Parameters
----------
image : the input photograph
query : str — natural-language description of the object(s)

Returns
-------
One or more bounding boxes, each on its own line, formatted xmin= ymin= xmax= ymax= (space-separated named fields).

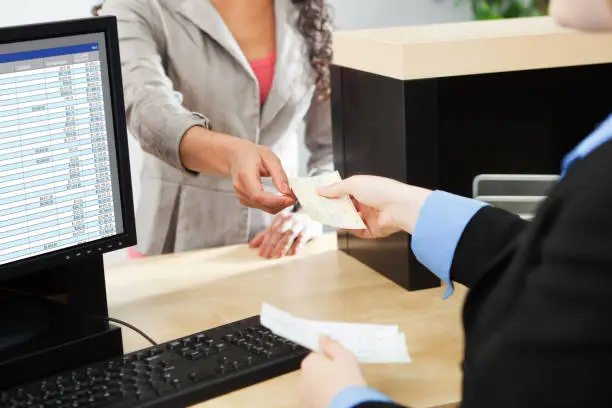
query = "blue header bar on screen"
xmin=0 ymin=43 xmax=99 ymax=64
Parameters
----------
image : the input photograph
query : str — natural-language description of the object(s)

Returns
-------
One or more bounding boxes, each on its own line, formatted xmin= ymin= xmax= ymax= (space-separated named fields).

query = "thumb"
xmin=261 ymin=151 xmax=292 ymax=196
xmin=317 ymin=181 xmax=350 ymax=199
xmin=318 ymin=335 xmax=345 ymax=359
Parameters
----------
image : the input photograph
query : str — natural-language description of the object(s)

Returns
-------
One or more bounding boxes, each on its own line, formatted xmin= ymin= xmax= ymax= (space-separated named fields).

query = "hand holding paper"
xmin=260 ymin=303 xmax=411 ymax=363
xmin=288 ymin=171 xmax=366 ymax=230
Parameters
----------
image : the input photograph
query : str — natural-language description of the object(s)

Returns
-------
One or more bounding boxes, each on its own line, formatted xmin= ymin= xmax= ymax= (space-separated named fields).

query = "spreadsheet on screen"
xmin=0 ymin=34 xmax=124 ymax=266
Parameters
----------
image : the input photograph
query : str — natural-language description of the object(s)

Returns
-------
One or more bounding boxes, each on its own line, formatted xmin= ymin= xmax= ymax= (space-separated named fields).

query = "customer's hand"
xmin=299 ymin=336 xmax=367 ymax=408
xmin=249 ymin=212 xmax=322 ymax=258
xmin=179 ymin=127 xmax=295 ymax=214
xmin=230 ymin=142 xmax=296 ymax=214
xmin=317 ymin=175 xmax=431 ymax=237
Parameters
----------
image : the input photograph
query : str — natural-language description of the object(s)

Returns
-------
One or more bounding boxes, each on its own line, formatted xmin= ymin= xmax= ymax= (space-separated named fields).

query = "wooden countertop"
xmin=332 ymin=16 xmax=612 ymax=80
xmin=104 ymin=234 xmax=466 ymax=408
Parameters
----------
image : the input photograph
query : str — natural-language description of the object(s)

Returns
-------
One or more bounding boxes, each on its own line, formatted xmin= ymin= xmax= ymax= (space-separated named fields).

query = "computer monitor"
xmin=0 ymin=17 xmax=136 ymax=349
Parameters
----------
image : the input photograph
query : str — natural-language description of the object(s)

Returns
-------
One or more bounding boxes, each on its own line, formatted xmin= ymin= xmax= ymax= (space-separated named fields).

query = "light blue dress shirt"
xmin=329 ymin=113 xmax=612 ymax=408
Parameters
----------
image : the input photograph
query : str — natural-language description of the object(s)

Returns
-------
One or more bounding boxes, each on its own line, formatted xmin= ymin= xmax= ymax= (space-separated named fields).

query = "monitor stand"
xmin=0 ymin=291 xmax=50 ymax=351
xmin=0 ymin=254 xmax=123 ymax=390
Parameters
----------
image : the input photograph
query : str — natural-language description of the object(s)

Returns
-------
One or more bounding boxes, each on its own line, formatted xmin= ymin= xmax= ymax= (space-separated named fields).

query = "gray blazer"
xmin=99 ymin=0 xmax=333 ymax=255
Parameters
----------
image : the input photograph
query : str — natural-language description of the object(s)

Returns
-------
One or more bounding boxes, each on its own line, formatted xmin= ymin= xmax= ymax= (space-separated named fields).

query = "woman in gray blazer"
xmin=95 ymin=0 xmax=334 ymax=258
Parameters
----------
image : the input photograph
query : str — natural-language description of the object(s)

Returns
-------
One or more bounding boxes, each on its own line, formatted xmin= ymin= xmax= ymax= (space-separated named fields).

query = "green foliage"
xmin=456 ymin=0 xmax=549 ymax=20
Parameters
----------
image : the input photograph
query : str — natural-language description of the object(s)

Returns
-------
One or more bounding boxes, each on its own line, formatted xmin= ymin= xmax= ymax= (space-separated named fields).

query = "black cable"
xmin=89 ymin=315 xmax=158 ymax=346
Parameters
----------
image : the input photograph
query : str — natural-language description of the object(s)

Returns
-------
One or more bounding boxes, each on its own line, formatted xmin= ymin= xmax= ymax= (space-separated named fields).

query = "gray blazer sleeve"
xmin=100 ymin=0 xmax=210 ymax=172
xmin=304 ymin=94 xmax=334 ymax=176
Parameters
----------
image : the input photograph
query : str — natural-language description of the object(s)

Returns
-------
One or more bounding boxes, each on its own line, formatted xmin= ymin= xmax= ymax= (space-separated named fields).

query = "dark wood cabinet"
xmin=331 ymin=17 xmax=612 ymax=291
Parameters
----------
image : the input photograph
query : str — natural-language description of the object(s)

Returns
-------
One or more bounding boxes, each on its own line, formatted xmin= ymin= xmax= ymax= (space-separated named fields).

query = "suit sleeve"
xmin=411 ymin=191 xmax=528 ymax=294
xmin=457 ymin=169 xmax=612 ymax=406
xmin=450 ymin=205 xmax=529 ymax=288
xmin=411 ymin=191 xmax=490 ymax=298
xmin=100 ymin=0 xmax=210 ymax=173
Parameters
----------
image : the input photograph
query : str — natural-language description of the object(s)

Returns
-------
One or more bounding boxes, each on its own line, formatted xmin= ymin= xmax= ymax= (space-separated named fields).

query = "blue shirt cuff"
xmin=411 ymin=190 xmax=488 ymax=299
xmin=329 ymin=386 xmax=393 ymax=408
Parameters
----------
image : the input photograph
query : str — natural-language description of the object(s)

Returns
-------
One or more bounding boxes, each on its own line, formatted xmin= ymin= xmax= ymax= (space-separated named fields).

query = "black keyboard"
xmin=1 ymin=316 xmax=308 ymax=408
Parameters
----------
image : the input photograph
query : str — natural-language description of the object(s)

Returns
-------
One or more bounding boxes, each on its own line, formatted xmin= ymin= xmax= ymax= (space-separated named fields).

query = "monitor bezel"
xmin=0 ymin=16 xmax=137 ymax=282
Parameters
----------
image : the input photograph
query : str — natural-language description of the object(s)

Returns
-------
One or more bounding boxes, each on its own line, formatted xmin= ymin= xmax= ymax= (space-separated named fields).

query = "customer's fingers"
xmin=260 ymin=150 xmax=293 ymax=197
xmin=249 ymin=230 xmax=266 ymax=248
xmin=277 ymin=219 xmax=305 ymax=257
xmin=271 ymin=215 xmax=302 ymax=258
xmin=288 ymin=234 xmax=302 ymax=256
xmin=235 ymin=188 xmax=292 ymax=214
xmin=234 ymin=171 xmax=293 ymax=213
xmin=272 ymin=229 xmax=300 ymax=258
xmin=260 ymin=215 xmax=288 ymax=258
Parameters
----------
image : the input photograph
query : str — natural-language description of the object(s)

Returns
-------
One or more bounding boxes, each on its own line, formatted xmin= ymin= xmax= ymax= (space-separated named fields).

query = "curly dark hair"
xmin=291 ymin=0 xmax=333 ymax=100
xmin=92 ymin=1 xmax=332 ymax=99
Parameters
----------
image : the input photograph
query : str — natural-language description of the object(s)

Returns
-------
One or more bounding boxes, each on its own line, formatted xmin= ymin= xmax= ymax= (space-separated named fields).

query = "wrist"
xmin=179 ymin=126 xmax=252 ymax=176
xmin=389 ymin=186 xmax=432 ymax=234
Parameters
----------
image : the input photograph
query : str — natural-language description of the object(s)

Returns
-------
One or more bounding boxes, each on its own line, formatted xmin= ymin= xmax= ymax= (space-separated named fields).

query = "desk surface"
xmin=105 ymin=234 xmax=466 ymax=408
xmin=332 ymin=16 xmax=612 ymax=80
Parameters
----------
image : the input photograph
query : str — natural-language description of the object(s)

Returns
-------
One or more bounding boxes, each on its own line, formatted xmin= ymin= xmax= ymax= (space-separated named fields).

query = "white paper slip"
xmin=306 ymin=320 xmax=399 ymax=358
xmin=260 ymin=303 xmax=411 ymax=364
xmin=308 ymin=320 xmax=410 ymax=363
xmin=260 ymin=303 xmax=320 ymax=352
xmin=288 ymin=171 xmax=367 ymax=230
xmin=358 ymin=333 xmax=412 ymax=364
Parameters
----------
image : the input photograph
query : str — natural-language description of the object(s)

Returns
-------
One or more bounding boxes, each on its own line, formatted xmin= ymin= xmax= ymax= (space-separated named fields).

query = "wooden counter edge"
xmin=332 ymin=16 xmax=612 ymax=80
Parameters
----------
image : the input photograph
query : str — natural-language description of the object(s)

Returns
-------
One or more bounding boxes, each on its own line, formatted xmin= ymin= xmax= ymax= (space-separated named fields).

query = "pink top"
xmin=249 ymin=51 xmax=276 ymax=105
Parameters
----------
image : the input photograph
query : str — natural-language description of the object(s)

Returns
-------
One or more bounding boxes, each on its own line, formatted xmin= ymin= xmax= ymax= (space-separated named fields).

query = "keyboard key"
xmin=270 ymin=345 xmax=294 ymax=356
xmin=145 ymin=355 xmax=161 ymax=364
xmin=188 ymin=351 xmax=202 ymax=360
xmin=135 ymin=351 xmax=147 ymax=361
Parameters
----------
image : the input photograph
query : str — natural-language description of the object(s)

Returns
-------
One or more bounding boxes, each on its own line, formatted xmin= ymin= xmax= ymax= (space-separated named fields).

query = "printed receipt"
xmin=288 ymin=171 xmax=367 ymax=230
xmin=260 ymin=303 xmax=412 ymax=364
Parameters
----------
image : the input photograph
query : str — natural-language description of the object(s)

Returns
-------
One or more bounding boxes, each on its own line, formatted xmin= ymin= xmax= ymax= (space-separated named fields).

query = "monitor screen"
xmin=0 ymin=32 xmax=125 ymax=267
